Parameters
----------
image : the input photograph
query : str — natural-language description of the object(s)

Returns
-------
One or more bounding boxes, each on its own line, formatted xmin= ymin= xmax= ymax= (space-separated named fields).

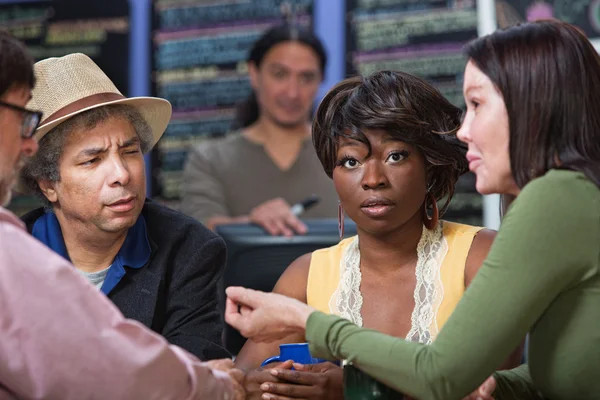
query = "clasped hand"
xmin=244 ymin=360 xmax=343 ymax=400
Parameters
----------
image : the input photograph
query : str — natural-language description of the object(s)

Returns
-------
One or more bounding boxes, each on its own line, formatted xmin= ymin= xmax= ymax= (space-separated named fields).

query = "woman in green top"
xmin=224 ymin=19 xmax=600 ymax=400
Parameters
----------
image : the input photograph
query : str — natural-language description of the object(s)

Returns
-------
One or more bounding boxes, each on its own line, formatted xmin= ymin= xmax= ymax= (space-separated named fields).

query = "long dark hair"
xmin=236 ymin=24 xmax=327 ymax=128
xmin=312 ymin=71 xmax=467 ymax=216
xmin=465 ymin=20 xmax=600 ymax=189
xmin=0 ymin=31 xmax=35 ymax=97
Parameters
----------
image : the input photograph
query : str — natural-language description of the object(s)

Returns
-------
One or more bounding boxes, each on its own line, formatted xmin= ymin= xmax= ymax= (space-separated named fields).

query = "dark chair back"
xmin=216 ymin=219 xmax=357 ymax=355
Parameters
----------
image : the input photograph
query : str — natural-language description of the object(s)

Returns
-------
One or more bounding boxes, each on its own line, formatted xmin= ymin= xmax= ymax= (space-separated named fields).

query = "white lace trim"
xmin=329 ymin=236 xmax=363 ymax=326
xmin=329 ymin=222 xmax=448 ymax=344
xmin=405 ymin=222 xmax=448 ymax=343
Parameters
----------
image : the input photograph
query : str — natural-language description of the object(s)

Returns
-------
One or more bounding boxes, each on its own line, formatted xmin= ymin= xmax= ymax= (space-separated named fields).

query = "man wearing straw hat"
xmin=0 ymin=32 xmax=243 ymax=399
xmin=18 ymin=53 xmax=230 ymax=360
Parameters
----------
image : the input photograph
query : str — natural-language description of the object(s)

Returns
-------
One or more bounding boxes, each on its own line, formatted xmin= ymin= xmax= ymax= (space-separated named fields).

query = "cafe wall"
xmin=3 ymin=0 xmax=600 ymax=228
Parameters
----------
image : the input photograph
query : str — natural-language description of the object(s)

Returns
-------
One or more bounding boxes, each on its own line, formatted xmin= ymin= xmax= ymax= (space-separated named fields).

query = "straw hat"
xmin=28 ymin=53 xmax=171 ymax=151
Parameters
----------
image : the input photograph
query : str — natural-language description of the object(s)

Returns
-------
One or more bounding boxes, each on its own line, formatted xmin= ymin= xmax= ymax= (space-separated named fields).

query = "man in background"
xmin=181 ymin=24 xmax=338 ymax=237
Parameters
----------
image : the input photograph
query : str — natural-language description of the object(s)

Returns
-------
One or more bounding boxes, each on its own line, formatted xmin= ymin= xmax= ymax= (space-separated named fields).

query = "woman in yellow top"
xmin=234 ymin=71 xmax=522 ymax=399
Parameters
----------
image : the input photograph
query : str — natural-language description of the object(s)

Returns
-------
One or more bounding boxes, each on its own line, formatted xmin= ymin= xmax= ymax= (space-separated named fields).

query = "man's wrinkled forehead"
xmin=61 ymin=118 xmax=140 ymax=159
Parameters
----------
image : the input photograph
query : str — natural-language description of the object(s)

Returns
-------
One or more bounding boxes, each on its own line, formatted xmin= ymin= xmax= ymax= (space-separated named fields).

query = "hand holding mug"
xmin=243 ymin=360 xmax=294 ymax=400
xmin=262 ymin=361 xmax=344 ymax=400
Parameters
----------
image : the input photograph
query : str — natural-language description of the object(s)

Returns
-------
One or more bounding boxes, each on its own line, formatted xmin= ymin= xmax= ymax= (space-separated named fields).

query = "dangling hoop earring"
xmin=422 ymin=193 xmax=439 ymax=230
xmin=338 ymin=201 xmax=345 ymax=239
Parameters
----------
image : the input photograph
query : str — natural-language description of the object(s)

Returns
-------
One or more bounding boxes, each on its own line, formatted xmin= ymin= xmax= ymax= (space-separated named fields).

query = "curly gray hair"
xmin=20 ymin=104 xmax=152 ymax=208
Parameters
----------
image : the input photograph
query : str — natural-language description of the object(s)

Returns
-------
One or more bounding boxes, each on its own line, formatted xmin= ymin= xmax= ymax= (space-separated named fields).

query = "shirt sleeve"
xmin=180 ymin=143 xmax=230 ymax=223
xmin=306 ymin=172 xmax=599 ymax=399
xmin=492 ymin=364 xmax=545 ymax=399
xmin=0 ymin=223 xmax=235 ymax=400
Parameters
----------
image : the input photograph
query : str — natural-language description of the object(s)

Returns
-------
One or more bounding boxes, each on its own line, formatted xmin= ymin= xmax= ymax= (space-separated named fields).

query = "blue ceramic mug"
xmin=261 ymin=343 xmax=335 ymax=367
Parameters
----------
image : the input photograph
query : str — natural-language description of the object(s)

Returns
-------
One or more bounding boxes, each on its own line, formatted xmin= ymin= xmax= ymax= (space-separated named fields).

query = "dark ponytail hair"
xmin=236 ymin=24 xmax=327 ymax=128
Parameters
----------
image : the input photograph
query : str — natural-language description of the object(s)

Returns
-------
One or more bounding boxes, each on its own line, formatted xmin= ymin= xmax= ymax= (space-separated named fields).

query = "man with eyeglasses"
xmin=0 ymin=100 xmax=41 ymax=136
xmin=0 ymin=44 xmax=41 ymax=206
xmin=0 ymin=31 xmax=243 ymax=399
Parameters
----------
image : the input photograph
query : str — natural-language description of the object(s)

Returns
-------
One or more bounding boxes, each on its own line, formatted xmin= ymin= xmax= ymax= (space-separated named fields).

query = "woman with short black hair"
xmin=234 ymin=70 xmax=521 ymax=400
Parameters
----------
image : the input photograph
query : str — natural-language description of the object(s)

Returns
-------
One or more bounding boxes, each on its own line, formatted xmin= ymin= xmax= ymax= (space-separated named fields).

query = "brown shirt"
xmin=181 ymin=133 xmax=338 ymax=223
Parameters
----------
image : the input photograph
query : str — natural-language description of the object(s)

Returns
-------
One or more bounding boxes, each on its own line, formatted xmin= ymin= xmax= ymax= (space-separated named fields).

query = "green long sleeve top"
xmin=306 ymin=170 xmax=600 ymax=400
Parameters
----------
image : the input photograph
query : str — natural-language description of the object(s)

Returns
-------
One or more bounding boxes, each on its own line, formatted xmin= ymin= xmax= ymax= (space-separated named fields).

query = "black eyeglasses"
xmin=0 ymin=100 xmax=43 ymax=139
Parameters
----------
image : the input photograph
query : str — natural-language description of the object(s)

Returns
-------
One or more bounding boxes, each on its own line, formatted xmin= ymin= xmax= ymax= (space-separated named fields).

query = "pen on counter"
xmin=290 ymin=194 xmax=320 ymax=217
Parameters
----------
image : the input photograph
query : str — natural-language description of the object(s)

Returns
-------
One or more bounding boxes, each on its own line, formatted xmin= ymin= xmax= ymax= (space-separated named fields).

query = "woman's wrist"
xmin=290 ymin=302 xmax=316 ymax=332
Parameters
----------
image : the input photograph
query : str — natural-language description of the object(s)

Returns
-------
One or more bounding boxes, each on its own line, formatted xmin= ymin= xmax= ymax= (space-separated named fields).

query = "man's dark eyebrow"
xmin=119 ymin=137 xmax=140 ymax=149
xmin=77 ymin=147 xmax=107 ymax=159
xmin=266 ymin=62 xmax=290 ymax=71
xmin=76 ymin=137 xmax=140 ymax=158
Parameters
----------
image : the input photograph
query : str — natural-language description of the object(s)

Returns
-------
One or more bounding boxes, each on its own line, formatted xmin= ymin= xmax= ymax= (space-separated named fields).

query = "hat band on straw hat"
xmin=43 ymin=92 xmax=126 ymax=125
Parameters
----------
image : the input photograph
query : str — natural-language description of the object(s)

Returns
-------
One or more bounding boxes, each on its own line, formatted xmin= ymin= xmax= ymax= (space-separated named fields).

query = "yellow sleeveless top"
xmin=306 ymin=221 xmax=482 ymax=340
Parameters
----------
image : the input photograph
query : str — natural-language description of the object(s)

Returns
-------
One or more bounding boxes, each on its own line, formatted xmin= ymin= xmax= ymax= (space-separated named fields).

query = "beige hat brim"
xmin=34 ymin=96 xmax=172 ymax=152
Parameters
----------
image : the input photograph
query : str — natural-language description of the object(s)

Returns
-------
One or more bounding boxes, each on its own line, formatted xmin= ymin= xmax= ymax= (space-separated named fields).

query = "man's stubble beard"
xmin=1 ymin=155 xmax=28 ymax=207
xmin=0 ymin=184 xmax=11 ymax=206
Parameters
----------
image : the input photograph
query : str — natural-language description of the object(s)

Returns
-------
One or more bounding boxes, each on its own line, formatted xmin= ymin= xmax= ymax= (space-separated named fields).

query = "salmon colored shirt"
xmin=0 ymin=207 xmax=234 ymax=400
